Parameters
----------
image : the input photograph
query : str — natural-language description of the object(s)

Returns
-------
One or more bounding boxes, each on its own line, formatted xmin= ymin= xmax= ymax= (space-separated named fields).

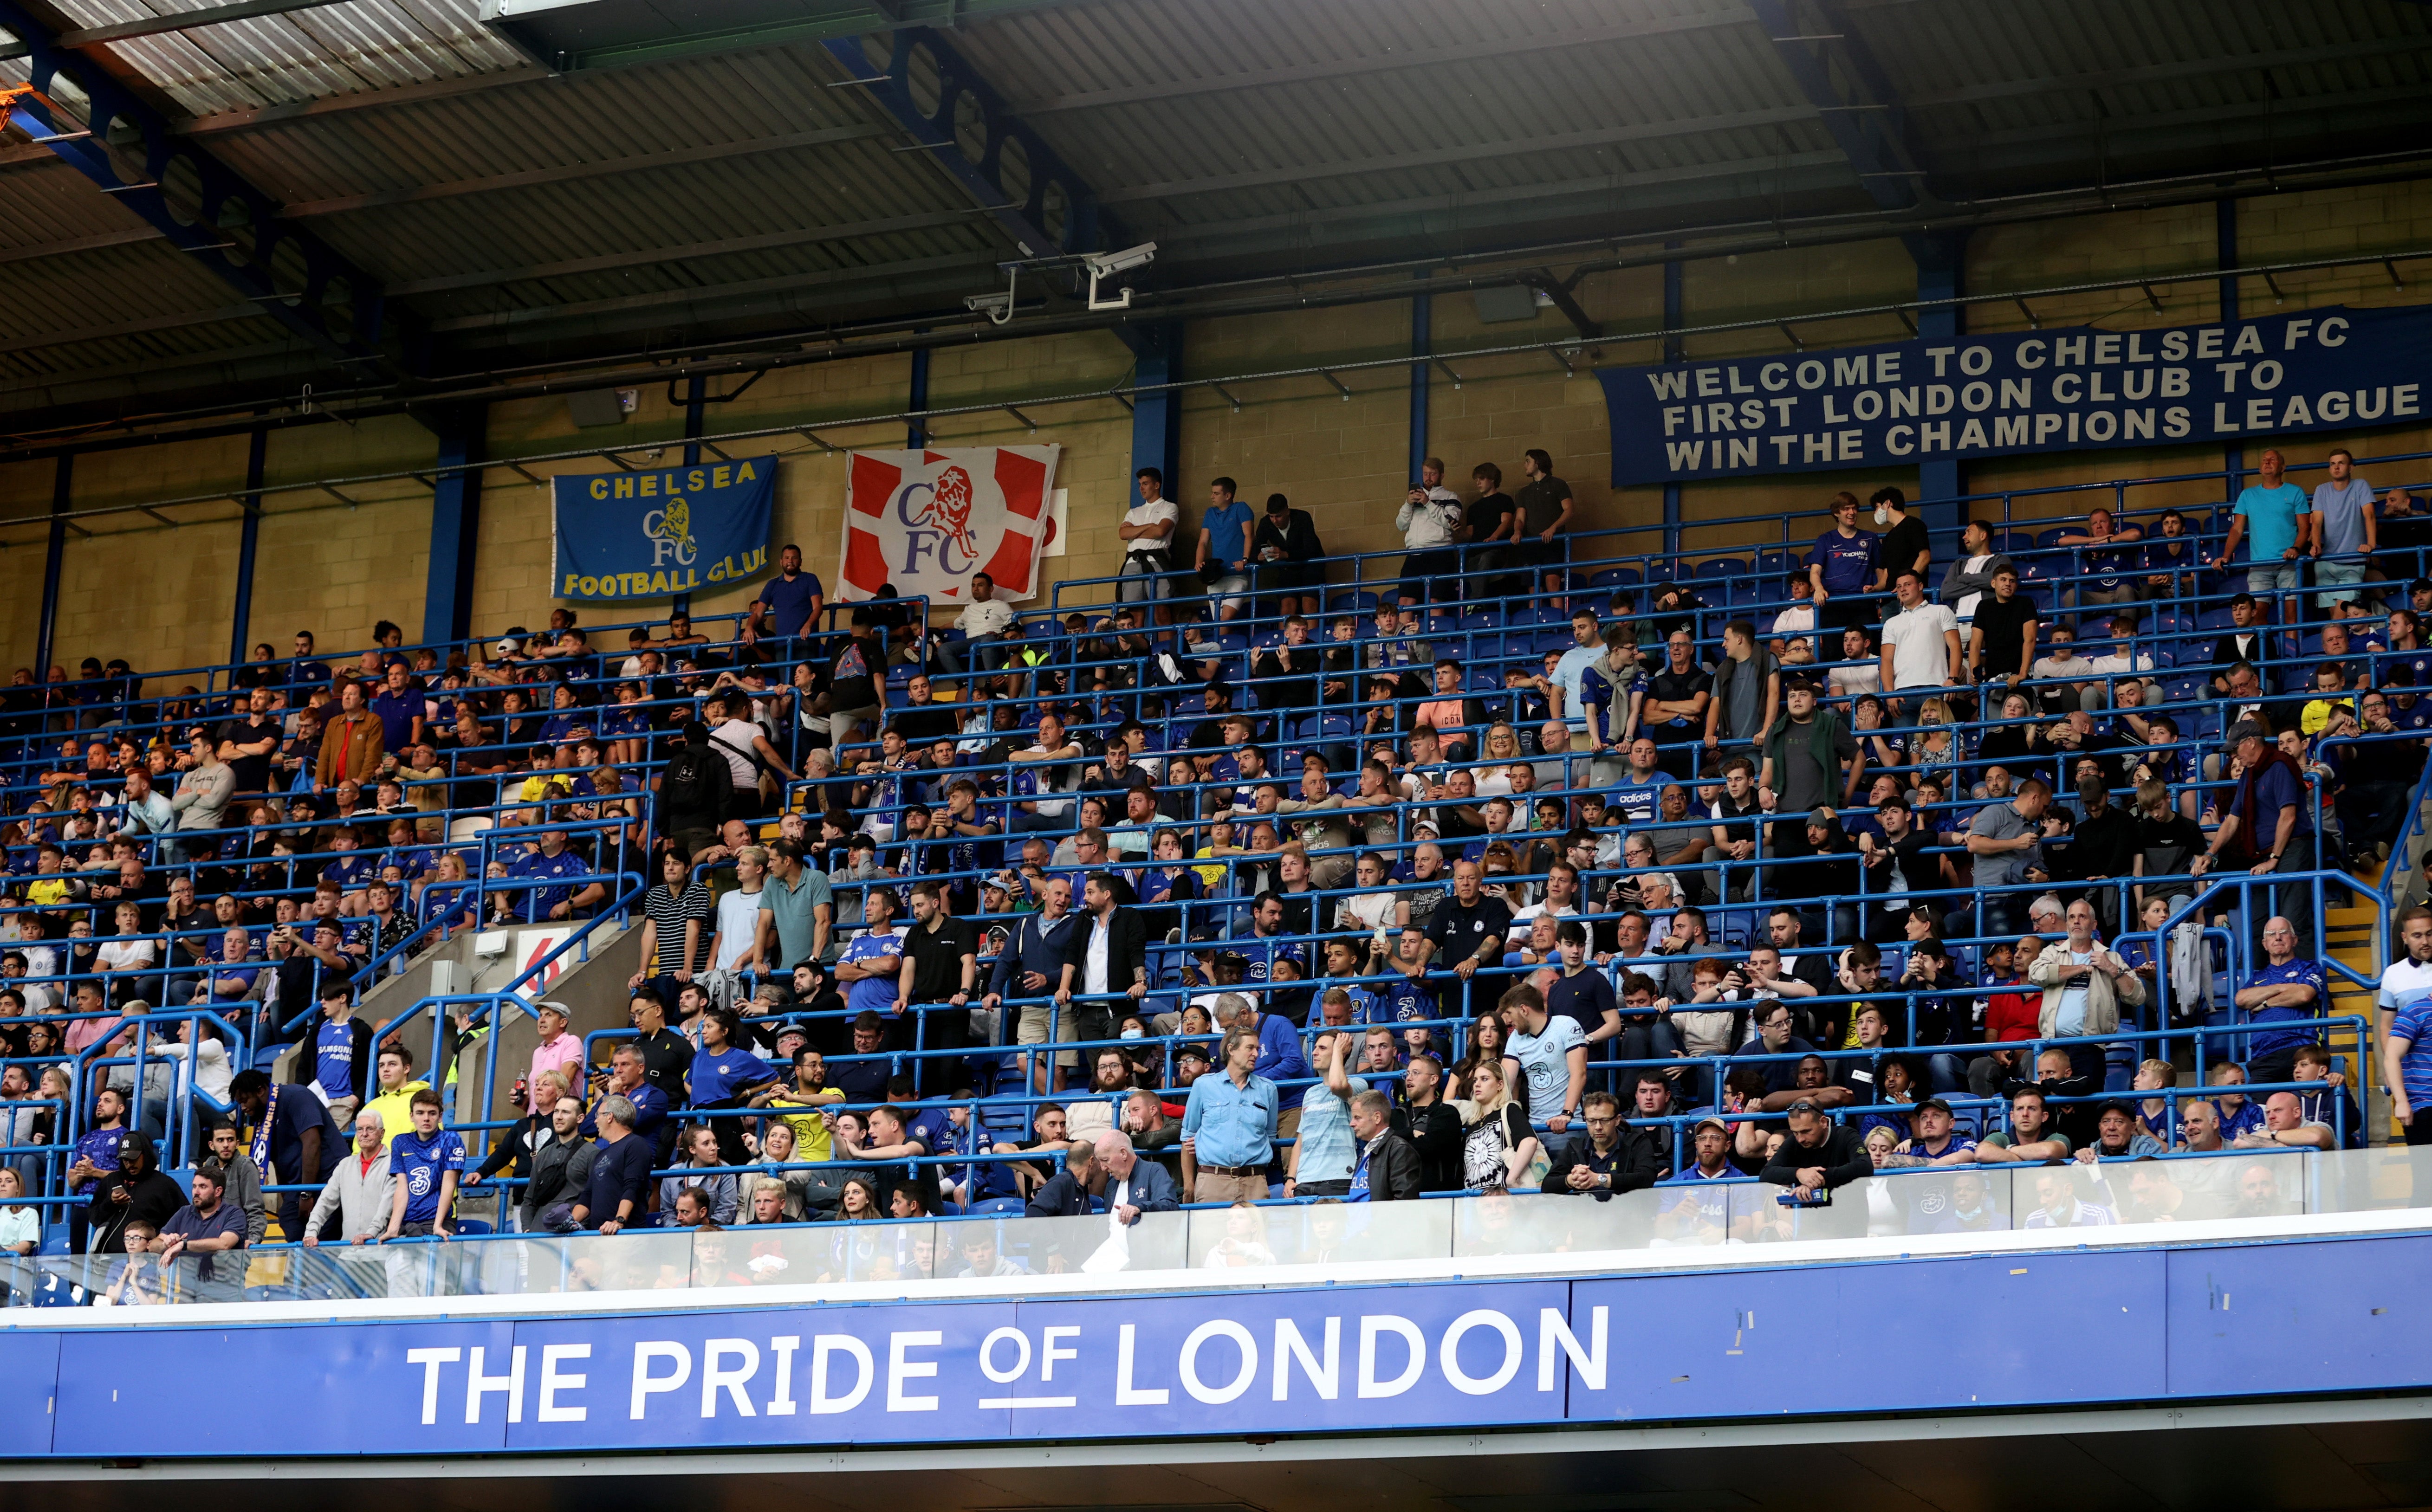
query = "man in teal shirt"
xmin=2215 ymin=446 xmax=2311 ymax=624
xmin=755 ymin=837 xmax=835 ymax=967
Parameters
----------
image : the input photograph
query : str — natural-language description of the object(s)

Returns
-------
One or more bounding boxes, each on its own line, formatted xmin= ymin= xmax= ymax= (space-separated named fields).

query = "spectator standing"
xmin=314 ymin=679 xmax=385 ymax=792
xmin=2386 ymin=978 xmax=2432 ymax=1147
xmin=1502 ymin=982 xmax=1588 ymax=1154
xmin=156 ymin=1159 xmax=246 ymax=1294
xmin=1395 ymin=459 xmax=1465 ymax=604
xmin=751 ymin=543 xmax=824 ymax=640
xmin=1966 ymin=777 xmax=2051 ymax=936
xmin=1346 ymin=1091 xmax=1421 ymax=1201
xmin=2193 ymin=723 xmax=2317 ymax=957
xmin=571 ymin=1095 xmax=652 ymax=1233
xmin=300 ymin=1109 xmax=394 ymax=1249
xmin=1180 ymin=1025 xmax=1280 ymax=1203
xmin=1462 ymin=462 xmax=1517 ymax=591
xmin=381 ymin=1088 xmax=462 ymax=1241
xmin=1512 ymin=449 xmax=1578 ymax=594
xmin=2310 ymin=446 xmax=2378 ymax=609
xmin=1806 ymin=492 xmax=1886 ymax=633
xmin=1117 ymin=469 xmax=1180 ymax=613
xmin=1878 ymin=570 xmax=1964 ymax=699
xmin=1938 ymin=519 xmax=2013 ymax=617
xmin=2215 ymin=446 xmax=2311 ymax=624
xmin=1285 ymin=1030 xmax=1368 ymax=1197
xmin=630 ymin=849 xmax=712 ymax=1005
xmin=1874 ymin=487 xmax=1932 ymax=584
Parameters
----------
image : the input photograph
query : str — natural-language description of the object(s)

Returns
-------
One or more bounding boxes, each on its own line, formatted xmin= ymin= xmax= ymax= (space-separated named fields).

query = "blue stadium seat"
xmin=971 ymin=1197 xmax=1027 ymax=1217
xmin=1461 ymin=609 xmax=1500 ymax=632
xmin=1588 ymin=568 xmax=1631 ymax=589
xmin=2036 ymin=527 xmax=2070 ymax=549
xmin=1694 ymin=556 xmax=1745 ymax=580
xmin=2196 ymin=607 xmax=2235 ymax=631
xmin=1755 ymin=549 xmax=1790 ymax=577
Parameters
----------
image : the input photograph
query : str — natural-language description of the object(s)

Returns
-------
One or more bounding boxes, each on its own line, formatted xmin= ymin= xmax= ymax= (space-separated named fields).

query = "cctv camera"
xmin=1083 ymin=242 xmax=1157 ymax=278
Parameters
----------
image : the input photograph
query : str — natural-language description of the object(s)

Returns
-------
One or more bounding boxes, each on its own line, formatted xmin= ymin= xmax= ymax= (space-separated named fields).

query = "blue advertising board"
xmin=552 ymin=458 xmax=775 ymax=601
xmin=10 ymin=1236 xmax=2432 ymax=1459
xmin=1596 ymin=303 xmax=2432 ymax=485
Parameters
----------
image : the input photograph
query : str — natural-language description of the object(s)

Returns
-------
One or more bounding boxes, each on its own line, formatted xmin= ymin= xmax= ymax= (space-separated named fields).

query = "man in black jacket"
xmin=1347 ymin=1091 xmax=1422 ymax=1200
xmin=1760 ymin=1101 xmax=1875 ymax=1192
xmin=1542 ymin=1089 xmax=1666 ymax=1197
xmin=1060 ymin=873 xmax=1148 ymax=1051
xmin=1391 ymin=1052 xmax=1464 ymax=1191
xmin=1023 ymin=1138 xmax=1098 ymax=1218
xmin=85 ymin=1131 xmax=186 ymax=1254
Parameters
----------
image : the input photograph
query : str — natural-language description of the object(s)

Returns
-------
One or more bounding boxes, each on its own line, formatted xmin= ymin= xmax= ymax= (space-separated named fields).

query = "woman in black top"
xmin=1971 ymin=688 xmax=2047 ymax=789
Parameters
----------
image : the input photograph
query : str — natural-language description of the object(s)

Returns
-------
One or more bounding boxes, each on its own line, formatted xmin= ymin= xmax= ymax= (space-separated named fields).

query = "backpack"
xmin=663 ymin=745 xmax=732 ymax=819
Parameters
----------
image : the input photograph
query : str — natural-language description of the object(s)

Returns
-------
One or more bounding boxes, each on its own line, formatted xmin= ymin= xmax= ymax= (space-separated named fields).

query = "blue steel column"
xmin=228 ymin=424 xmax=267 ymax=666
xmin=33 ymin=453 xmax=70 ymax=678
xmin=674 ymin=375 xmax=707 ymax=617
xmin=1408 ymin=291 xmax=1431 ymax=487
xmin=907 ymin=348 xmax=932 ymax=450
xmin=1908 ymin=230 xmax=1969 ymax=549
xmin=1131 ymin=323 xmax=1182 ymax=488
xmin=2218 ymin=198 xmax=2243 ymax=503
xmin=421 ymin=403 xmax=486 ymax=647
xmin=1662 ymin=253 xmax=1684 ymax=559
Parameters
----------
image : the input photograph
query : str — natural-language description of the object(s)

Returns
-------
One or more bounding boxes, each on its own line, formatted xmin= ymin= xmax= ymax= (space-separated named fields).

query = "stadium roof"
xmin=3 ymin=0 xmax=2430 ymax=439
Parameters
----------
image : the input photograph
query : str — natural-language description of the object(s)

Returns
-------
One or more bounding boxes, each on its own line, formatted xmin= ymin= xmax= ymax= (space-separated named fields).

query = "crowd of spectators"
xmin=5 ymin=437 xmax=2430 ymax=1298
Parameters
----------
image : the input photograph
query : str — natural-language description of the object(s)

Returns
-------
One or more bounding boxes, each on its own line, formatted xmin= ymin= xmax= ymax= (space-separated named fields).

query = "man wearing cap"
xmin=2193 ymin=722 xmax=2317 ymax=956
xmin=86 ymin=1130 xmax=186 ymax=1254
xmin=525 ymin=1000 xmax=584 ymax=1114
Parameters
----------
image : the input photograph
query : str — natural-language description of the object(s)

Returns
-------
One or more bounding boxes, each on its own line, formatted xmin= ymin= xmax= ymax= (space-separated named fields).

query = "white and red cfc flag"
xmin=838 ymin=446 xmax=1063 ymax=603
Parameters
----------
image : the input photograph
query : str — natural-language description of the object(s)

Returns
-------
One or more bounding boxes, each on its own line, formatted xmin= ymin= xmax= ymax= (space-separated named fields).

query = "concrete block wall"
xmin=8 ymin=180 xmax=2432 ymax=675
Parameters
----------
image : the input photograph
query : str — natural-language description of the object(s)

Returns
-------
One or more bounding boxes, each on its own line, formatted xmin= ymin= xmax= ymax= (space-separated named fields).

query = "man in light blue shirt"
xmin=1285 ymin=1029 xmax=1368 ymax=1197
xmin=2217 ymin=446 xmax=2310 ymax=623
xmin=1180 ymin=1025 xmax=1279 ymax=1203
xmin=2310 ymin=446 xmax=2378 ymax=608
xmin=1551 ymin=608 xmax=1606 ymax=735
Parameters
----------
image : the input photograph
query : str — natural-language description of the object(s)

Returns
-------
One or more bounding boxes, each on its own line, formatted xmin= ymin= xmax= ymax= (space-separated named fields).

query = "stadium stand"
xmin=3 ymin=445 xmax=2430 ymax=1305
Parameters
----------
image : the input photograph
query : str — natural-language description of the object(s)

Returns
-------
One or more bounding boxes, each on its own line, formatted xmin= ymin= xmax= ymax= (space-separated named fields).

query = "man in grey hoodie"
xmin=168 ymin=731 xmax=234 ymax=863
xmin=1394 ymin=458 xmax=1466 ymax=607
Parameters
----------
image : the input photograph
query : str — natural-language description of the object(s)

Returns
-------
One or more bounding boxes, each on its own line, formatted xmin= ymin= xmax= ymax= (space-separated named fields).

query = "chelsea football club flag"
xmin=552 ymin=457 xmax=776 ymax=601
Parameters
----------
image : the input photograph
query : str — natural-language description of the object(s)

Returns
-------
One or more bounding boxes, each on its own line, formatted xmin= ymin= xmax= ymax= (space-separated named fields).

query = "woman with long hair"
xmin=1446 ymin=1012 xmax=1510 ymax=1105
xmin=1446 ymin=1059 xmax=1542 ymax=1191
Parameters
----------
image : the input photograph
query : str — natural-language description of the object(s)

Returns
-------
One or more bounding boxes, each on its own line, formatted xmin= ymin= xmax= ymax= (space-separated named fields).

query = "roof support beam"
xmin=1746 ymin=0 xmax=1927 ymax=211
xmin=0 ymin=0 xmax=398 ymax=374
xmin=820 ymin=28 xmax=1121 ymax=267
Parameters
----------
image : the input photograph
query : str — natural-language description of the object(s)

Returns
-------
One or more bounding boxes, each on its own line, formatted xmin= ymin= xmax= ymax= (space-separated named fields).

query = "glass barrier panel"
xmin=2114 ymin=1150 xmax=2307 ymax=1224
xmin=1187 ymin=1197 xmax=1451 ymax=1272
xmin=1453 ymin=1186 xmax=1664 ymax=1256
xmin=969 ymin=1211 xmax=1192 ymax=1278
xmin=2309 ymin=1145 xmax=2432 ymax=1214
xmin=694 ymin=1221 xmax=938 ymax=1287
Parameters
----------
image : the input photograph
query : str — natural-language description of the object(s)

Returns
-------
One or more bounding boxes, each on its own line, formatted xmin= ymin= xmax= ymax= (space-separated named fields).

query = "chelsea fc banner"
xmin=839 ymin=445 xmax=1063 ymax=603
xmin=552 ymin=457 xmax=776 ymax=601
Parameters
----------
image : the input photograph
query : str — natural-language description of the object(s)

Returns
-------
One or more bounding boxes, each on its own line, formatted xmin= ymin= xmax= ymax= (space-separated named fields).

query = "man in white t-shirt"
xmin=1118 ymin=467 xmax=1180 ymax=617
xmin=933 ymin=570 xmax=1018 ymax=681
xmin=709 ymin=844 xmax=770 ymax=971
xmin=2378 ymin=905 xmax=2432 ymax=1053
xmin=1877 ymin=569 xmax=1962 ymax=699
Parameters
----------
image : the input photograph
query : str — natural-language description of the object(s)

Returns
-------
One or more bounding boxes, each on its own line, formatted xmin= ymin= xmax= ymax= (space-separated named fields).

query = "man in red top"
xmin=1966 ymin=934 xmax=2045 ymax=1098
